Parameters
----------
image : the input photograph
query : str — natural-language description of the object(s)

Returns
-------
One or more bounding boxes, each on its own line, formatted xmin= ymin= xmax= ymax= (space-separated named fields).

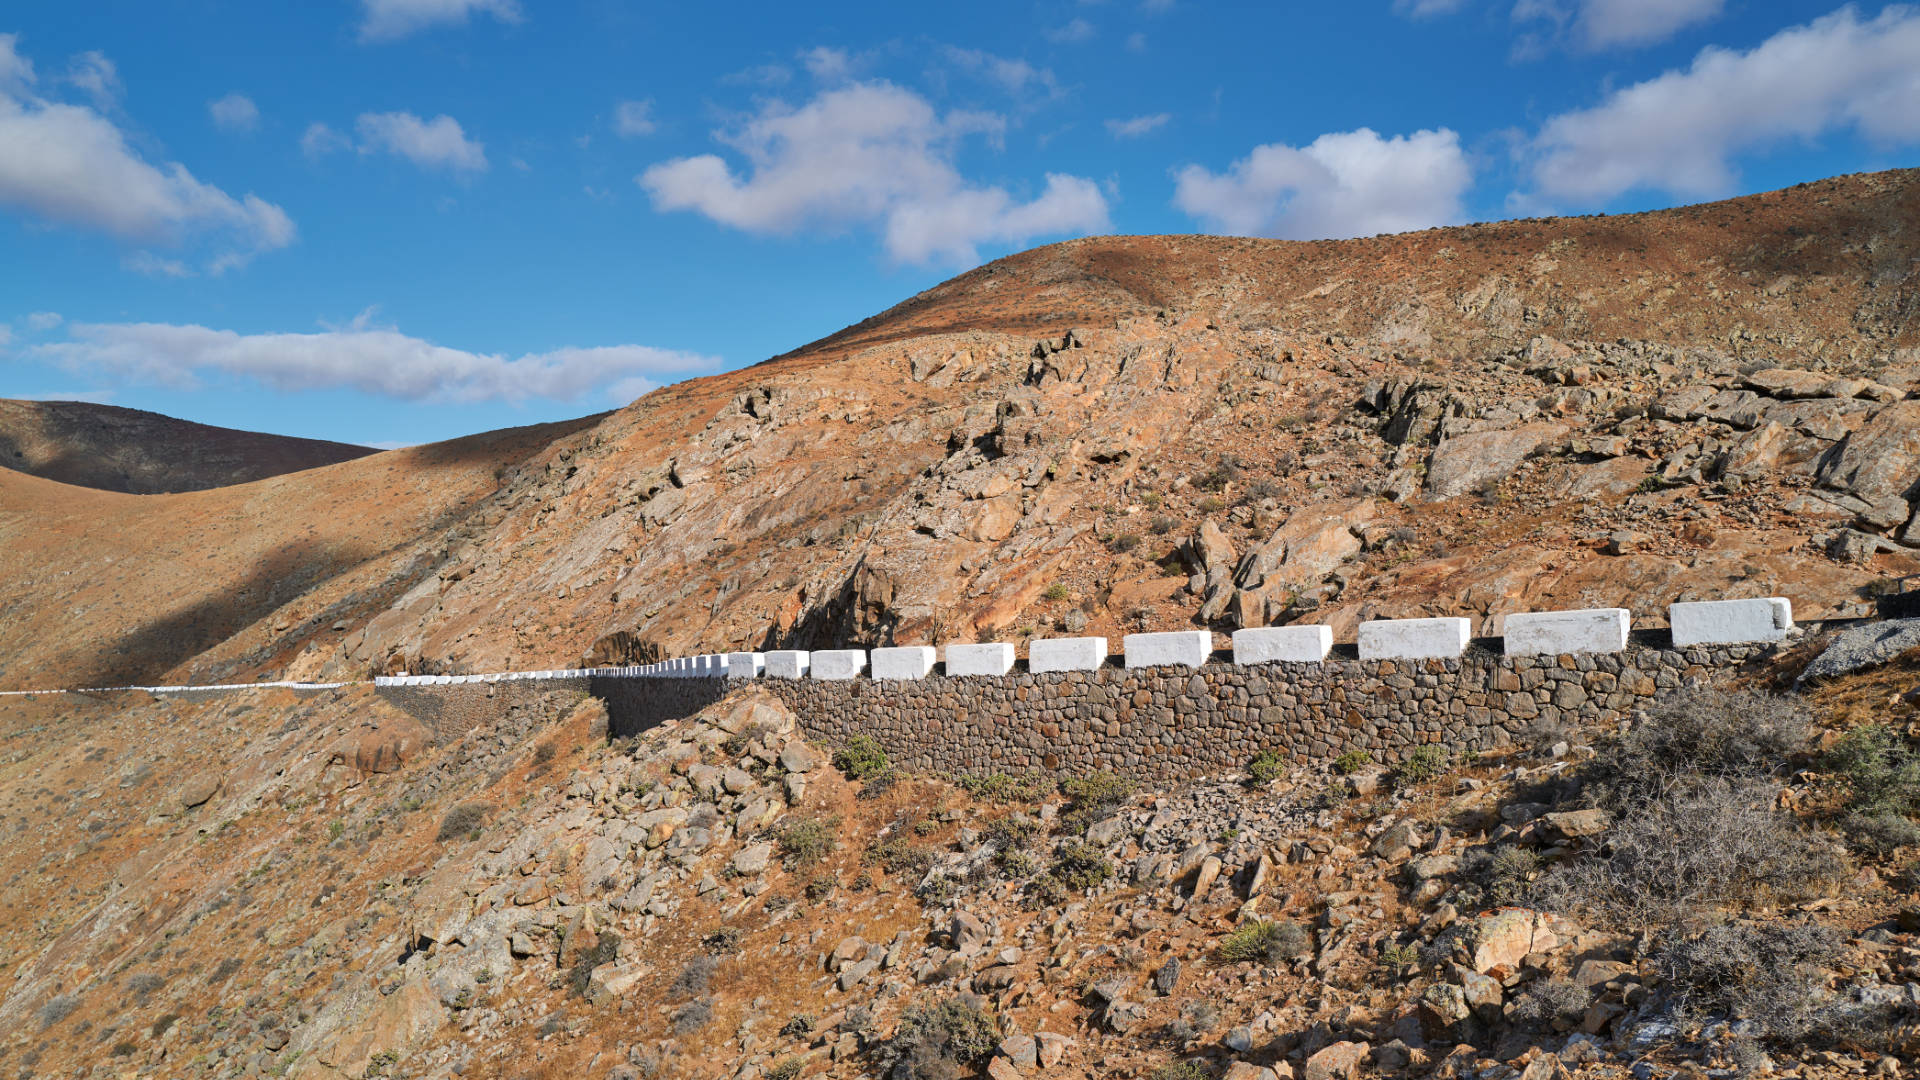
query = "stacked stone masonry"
xmin=752 ymin=644 xmax=1771 ymax=781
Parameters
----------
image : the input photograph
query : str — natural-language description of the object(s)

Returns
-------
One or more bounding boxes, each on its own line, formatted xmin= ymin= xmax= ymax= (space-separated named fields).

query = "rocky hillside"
xmin=8 ymin=171 xmax=1919 ymax=692
xmin=0 ymin=399 xmax=376 ymax=494
xmin=2 ymin=654 xmax=1916 ymax=1080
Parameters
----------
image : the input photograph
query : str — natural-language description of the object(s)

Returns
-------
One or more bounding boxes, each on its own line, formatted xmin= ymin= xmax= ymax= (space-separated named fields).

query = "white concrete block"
xmin=945 ymin=643 xmax=1016 ymax=677
xmin=764 ymin=651 xmax=810 ymax=679
xmin=811 ymin=649 xmax=868 ymax=680
xmin=1669 ymin=597 xmax=1792 ymax=646
xmin=1503 ymin=608 xmax=1630 ymax=656
xmin=1232 ymin=625 xmax=1334 ymax=665
xmin=725 ymin=652 xmax=765 ymax=678
xmin=1029 ymin=636 xmax=1108 ymax=673
xmin=1358 ymin=617 xmax=1472 ymax=661
xmin=1123 ymin=630 xmax=1214 ymax=669
xmin=872 ymin=646 xmax=937 ymax=680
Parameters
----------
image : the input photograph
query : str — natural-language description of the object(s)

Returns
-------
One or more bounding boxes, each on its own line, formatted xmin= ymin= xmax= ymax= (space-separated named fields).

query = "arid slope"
xmin=0 ymin=399 xmax=376 ymax=494
xmin=7 ymin=169 xmax=1920 ymax=691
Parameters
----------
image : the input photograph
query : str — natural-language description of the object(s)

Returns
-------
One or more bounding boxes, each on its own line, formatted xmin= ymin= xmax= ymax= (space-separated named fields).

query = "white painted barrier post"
xmin=725 ymin=652 xmax=765 ymax=678
xmin=1029 ymin=636 xmax=1107 ymax=673
xmin=1669 ymin=597 xmax=1793 ymax=646
xmin=1358 ymin=617 xmax=1472 ymax=661
xmin=811 ymin=650 xmax=868 ymax=680
xmin=1232 ymin=625 xmax=1334 ymax=664
xmin=1502 ymin=608 xmax=1630 ymax=656
xmin=1123 ymin=630 xmax=1214 ymax=669
xmin=871 ymin=646 xmax=937 ymax=680
xmin=764 ymin=651 xmax=811 ymax=679
xmin=945 ymin=643 xmax=1016 ymax=677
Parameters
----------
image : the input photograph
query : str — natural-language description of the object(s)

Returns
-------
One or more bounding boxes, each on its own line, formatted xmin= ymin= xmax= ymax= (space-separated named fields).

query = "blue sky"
xmin=3 ymin=0 xmax=1918 ymax=447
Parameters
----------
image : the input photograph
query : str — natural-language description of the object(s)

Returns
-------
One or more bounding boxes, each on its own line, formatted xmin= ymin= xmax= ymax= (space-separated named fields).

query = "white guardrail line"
xmin=0 ymin=598 xmax=1796 ymax=697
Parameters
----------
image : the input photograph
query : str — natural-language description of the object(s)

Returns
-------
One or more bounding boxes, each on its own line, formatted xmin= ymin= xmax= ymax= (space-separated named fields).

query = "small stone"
xmin=1304 ymin=1040 xmax=1369 ymax=1080
xmin=730 ymin=842 xmax=773 ymax=876
xmin=998 ymin=1035 xmax=1038 ymax=1070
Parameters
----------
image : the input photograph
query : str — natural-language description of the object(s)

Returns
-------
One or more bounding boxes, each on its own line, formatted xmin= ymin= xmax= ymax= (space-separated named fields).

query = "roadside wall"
xmin=752 ymin=643 xmax=1771 ymax=780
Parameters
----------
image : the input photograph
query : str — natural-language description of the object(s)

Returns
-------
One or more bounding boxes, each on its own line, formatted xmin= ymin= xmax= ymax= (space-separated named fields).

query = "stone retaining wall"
xmin=753 ymin=642 xmax=1773 ymax=781
xmin=594 ymin=674 xmax=730 ymax=739
xmin=378 ymin=678 xmax=591 ymax=739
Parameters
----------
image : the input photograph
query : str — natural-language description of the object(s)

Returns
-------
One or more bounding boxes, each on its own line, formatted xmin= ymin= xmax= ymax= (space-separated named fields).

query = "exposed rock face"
xmin=1425 ymin=423 xmax=1568 ymax=498
xmin=1818 ymin=399 xmax=1920 ymax=506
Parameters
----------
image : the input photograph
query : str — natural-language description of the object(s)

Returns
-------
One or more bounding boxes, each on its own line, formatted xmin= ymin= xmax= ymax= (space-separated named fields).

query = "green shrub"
xmin=780 ymin=1013 xmax=816 ymax=1037
xmin=1108 ymin=532 xmax=1143 ymax=554
xmin=1197 ymin=496 xmax=1227 ymax=514
xmin=565 ymin=931 xmax=621 ymax=998
xmin=1147 ymin=1063 xmax=1210 ymax=1080
xmin=1059 ymin=772 xmax=1137 ymax=832
xmin=1394 ymin=745 xmax=1451 ymax=787
xmin=1216 ymin=920 xmax=1308 ymax=965
xmin=882 ymin=996 xmax=999 ymax=1078
xmin=1456 ymin=845 xmax=1540 ymax=909
xmin=1825 ymin=724 xmax=1920 ymax=827
xmin=1247 ymin=750 xmax=1287 ymax=784
xmin=765 ymin=1058 xmax=805 ymax=1080
xmin=1331 ymin=749 xmax=1371 ymax=775
xmin=867 ymin=836 xmax=937 ymax=880
xmin=1042 ymin=583 xmax=1070 ymax=601
xmin=957 ymin=772 xmax=1054 ymax=803
xmin=983 ymin=813 xmax=1042 ymax=851
xmin=775 ymin=816 xmax=839 ymax=868
xmin=1049 ymin=842 xmax=1114 ymax=890
xmin=834 ymin=735 xmax=891 ymax=781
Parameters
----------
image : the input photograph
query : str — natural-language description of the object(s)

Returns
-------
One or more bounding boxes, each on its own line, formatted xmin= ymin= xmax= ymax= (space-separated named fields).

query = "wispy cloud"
xmin=30 ymin=317 xmax=718 ymax=404
xmin=357 ymin=0 xmax=520 ymax=42
xmin=1105 ymin=112 xmax=1169 ymax=138
xmin=208 ymin=93 xmax=259 ymax=133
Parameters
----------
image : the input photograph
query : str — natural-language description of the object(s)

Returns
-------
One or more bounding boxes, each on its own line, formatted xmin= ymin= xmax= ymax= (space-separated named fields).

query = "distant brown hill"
xmin=0 ymin=399 xmax=376 ymax=494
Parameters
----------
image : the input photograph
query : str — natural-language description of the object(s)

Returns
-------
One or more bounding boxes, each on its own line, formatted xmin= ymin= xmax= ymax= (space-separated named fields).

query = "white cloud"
xmin=0 ymin=325 xmax=10 ymax=347
xmin=1125 ymin=31 xmax=1148 ymax=51
xmin=612 ymin=99 xmax=655 ymax=137
xmin=300 ymin=122 xmax=352 ymax=158
xmin=123 ymin=251 xmax=193 ymax=277
xmin=941 ymin=47 xmax=1060 ymax=100
xmin=358 ymin=0 xmax=521 ymax=42
xmin=1046 ymin=18 xmax=1097 ymax=42
xmin=1527 ymin=5 xmax=1920 ymax=204
xmin=637 ymin=81 xmax=1110 ymax=265
xmin=31 ymin=319 xmax=718 ymax=404
xmin=65 ymin=50 xmax=118 ymax=106
xmin=353 ymin=112 xmax=488 ymax=173
xmin=1515 ymin=0 xmax=1723 ymax=49
xmin=26 ymin=311 xmax=62 ymax=331
xmin=1106 ymin=112 xmax=1170 ymax=138
xmin=0 ymin=36 xmax=295 ymax=271
xmin=1173 ymin=127 xmax=1471 ymax=238
xmin=0 ymin=35 xmax=32 ymax=95
xmin=209 ymin=93 xmax=259 ymax=133
xmin=1394 ymin=0 xmax=1469 ymax=16
xmin=802 ymin=46 xmax=854 ymax=83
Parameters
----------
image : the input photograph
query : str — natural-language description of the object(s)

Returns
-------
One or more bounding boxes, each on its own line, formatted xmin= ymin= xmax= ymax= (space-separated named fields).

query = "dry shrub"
xmin=1536 ymin=780 xmax=1847 ymax=928
xmin=1596 ymin=687 xmax=1807 ymax=806
xmin=435 ymin=801 xmax=492 ymax=842
xmin=1655 ymin=921 xmax=1849 ymax=1042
